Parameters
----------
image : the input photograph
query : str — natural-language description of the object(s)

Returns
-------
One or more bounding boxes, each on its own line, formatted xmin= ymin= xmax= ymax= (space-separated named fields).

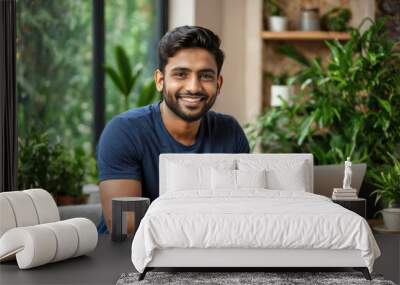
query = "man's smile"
xmin=177 ymin=95 xmax=207 ymax=108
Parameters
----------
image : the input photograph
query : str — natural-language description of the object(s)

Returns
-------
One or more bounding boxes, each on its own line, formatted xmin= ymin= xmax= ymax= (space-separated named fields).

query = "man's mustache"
xmin=176 ymin=92 xmax=207 ymax=99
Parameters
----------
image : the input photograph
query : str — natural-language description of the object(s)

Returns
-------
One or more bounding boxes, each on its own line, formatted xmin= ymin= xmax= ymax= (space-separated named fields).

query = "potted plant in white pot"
xmin=266 ymin=71 xmax=292 ymax=107
xmin=266 ymin=0 xmax=287 ymax=32
xmin=370 ymin=153 xmax=400 ymax=230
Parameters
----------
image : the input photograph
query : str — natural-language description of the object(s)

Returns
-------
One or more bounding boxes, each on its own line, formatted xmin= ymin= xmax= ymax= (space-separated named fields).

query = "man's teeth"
xmin=180 ymin=97 xmax=203 ymax=102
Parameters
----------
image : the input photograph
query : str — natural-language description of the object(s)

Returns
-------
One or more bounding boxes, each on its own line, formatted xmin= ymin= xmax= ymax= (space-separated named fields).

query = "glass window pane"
xmin=16 ymin=0 xmax=95 ymax=204
xmin=105 ymin=0 xmax=157 ymax=120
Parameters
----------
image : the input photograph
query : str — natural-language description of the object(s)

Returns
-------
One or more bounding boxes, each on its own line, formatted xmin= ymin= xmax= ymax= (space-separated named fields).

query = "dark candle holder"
xmin=111 ymin=197 xmax=150 ymax=242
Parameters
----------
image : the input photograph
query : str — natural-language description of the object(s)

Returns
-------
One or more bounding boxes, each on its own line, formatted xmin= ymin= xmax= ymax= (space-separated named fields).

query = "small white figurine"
xmin=343 ymin=157 xmax=352 ymax=189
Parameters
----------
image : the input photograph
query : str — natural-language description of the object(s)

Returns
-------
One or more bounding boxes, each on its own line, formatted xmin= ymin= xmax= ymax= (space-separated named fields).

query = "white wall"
xmin=168 ymin=0 xmax=195 ymax=27
xmin=168 ymin=0 xmax=262 ymax=126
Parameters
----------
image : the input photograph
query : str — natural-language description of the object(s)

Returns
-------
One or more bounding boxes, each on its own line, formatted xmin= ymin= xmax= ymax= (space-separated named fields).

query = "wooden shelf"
xmin=261 ymin=31 xmax=350 ymax=41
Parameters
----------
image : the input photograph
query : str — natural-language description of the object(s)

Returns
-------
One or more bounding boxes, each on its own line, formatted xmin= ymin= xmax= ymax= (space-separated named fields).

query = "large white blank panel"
xmin=23 ymin=189 xmax=60 ymax=223
xmin=42 ymin=221 xmax=79 ymax=262
xmin=1 ymin=191 xmax=39 ymax=227
xmin=63 ymin=218 xmax=98 ymax=257
xmin=0 ymin=226 xmax=57 ymax=269
xmin=0 ymin=196 xmax=17 ymax=237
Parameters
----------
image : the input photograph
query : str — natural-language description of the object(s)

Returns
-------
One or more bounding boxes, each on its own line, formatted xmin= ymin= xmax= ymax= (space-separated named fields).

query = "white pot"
xmin=382 ymin=208 xmax=400 ymax=230
xmin=82 ymin=184 xmax=100 ymax=204
xmin=269 ymin=16 xmax=288 ymax=32
xmin=271 ymin=85 xmax=291 ymax=107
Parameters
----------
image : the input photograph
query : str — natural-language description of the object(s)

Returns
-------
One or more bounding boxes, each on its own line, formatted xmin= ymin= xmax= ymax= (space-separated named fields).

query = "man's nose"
xmin=186 ymin=75 xmax=202 ymax=94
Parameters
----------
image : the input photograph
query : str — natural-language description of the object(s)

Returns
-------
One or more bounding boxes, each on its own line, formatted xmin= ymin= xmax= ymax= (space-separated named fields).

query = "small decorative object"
xmin=343 ymin=157 xmax=352 ymax=189
xmin=112 ymin=197 xmax=150 ymax=242
xmin=300 ymin=7 xmax=320 ymax=31
xmin=321 ymin=7 xmax=351 ymax=32
xmin=266 ymin=0 xmax=287 ymax=32
xmin=370 ymin=153 xmax=400 ymax=230
xmin=332 ymin=157 xmax=358 ymax=200
xmin=266 ymin=71 xmax=292 ymax=107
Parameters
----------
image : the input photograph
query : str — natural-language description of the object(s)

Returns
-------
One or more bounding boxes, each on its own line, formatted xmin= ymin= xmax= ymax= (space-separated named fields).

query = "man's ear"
xmin=216 ymin=75 xmax=223 ymax=95
xmin=154 ymin=69 xmax=164 ymax=92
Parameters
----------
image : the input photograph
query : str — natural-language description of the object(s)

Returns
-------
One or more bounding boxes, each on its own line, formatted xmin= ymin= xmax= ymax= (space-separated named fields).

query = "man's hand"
xmin=99 ymin=179 xmax=142 ymax=233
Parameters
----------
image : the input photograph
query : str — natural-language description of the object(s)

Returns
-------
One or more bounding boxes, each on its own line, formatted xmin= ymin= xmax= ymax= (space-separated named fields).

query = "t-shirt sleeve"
xmin=96 ymin=117 xmax=143 ymax=181
xmin=233 ymin=118 xmax=250 ymax=153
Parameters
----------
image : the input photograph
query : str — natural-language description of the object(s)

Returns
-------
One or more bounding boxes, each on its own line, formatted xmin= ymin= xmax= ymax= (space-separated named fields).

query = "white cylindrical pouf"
xmin=1 ymin=192 xmax=39 ymax=227
xmin=23 ymin=189 xmax=60 ymax=223
xmin=0 ymin=196 xmax=17 ymax=237
xmin=62 ymin=218 xmax=98 ymax=257
xmin=42 ymin=221 xmax=79 ymax=262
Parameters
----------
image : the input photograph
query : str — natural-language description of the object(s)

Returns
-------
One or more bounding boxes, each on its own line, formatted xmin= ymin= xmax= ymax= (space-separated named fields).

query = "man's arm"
xmin=99 ymin=179 xmax=142 ymax=233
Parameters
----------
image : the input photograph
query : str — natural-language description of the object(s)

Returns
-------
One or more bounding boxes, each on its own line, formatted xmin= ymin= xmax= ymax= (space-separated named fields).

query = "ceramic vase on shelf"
xmin=270 ymin=85 xmax=292 ymax=107
xmin=300 ymin=7 xmax=320 ymax=31
xmin=268 ymin=16 xmax=288 ymax=32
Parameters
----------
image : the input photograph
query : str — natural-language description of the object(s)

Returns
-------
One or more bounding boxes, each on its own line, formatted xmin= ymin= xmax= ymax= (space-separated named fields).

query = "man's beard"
xmin=162 ymin=86 xmax=217 ymax=122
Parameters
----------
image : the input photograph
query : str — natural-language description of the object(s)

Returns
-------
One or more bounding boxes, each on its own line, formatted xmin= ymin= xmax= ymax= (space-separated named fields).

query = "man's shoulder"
xmin=101 ymin=103 xmax=158 ymax=142
xmin=206 ymin=110 xmax=240 ymax=127
xmin=107 ymin=103 xmax=158 ymax=131
xmin=115 ymin=103 xmax=156 ymax=122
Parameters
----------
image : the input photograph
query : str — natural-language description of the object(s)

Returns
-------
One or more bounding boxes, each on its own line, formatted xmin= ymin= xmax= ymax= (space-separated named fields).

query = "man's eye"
xmin=200 ymin=74 xmax=214 ymax=80
xmin=174 ymin=72 xmax=186 ymax=78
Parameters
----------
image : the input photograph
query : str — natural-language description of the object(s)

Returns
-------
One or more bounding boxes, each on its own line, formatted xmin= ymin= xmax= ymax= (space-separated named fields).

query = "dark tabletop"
xmin=0 ymin=234 xmax=135 ymax=285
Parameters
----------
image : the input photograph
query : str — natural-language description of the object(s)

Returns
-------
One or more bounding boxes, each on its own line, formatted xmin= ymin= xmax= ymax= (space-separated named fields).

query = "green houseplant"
xmin=265 ymin=0 xmax=287 ymax=32
xmin=17 ymin=131 xmax=90 ymax=205
xmin=370 ymin=153 xmax=400 ymax=229
xmin=246 ymin=18 xmax=400 ymax=217
xmin=105 ymin=45 xmax=159 ymax=110
xmin=266 ymin=71 xmax=293 ymax=107
xmin=321 ymin=7 xmax=352 ymax=32
xmin=246 ymin=18 xmax=400 ymax=167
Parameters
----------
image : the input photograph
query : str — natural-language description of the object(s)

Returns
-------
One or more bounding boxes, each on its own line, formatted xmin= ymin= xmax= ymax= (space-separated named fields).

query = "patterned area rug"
xmin=116 ymin=271 xmax=395 ymax=285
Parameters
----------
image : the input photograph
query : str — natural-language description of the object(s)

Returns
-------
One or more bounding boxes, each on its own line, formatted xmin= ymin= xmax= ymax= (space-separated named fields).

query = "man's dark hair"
xmin=157 ymin=26 xmax=225 ymax=74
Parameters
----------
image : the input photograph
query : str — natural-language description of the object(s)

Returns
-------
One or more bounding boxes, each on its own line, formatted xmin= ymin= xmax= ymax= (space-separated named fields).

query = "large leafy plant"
xmin=105 ymin=45 xmax=159 ymax=110
xmin=246 ymin=18 xmax=400 ymax=168
xmin=370 ymin=153 xmax=400 ymax=208
xmin=17 ymin=131 xmax=91 ymax=200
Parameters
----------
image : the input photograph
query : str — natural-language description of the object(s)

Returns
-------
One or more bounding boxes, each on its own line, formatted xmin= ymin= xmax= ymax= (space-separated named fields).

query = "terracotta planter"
xmin=56 ymin=195 xmax=75 ymax=206
xmin=56 ymin=195 xmax=88 ymax=206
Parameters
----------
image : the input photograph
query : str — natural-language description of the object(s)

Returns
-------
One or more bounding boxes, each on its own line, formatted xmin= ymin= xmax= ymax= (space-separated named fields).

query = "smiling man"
xmin=96 ymin=26 xmax=250 ymax=233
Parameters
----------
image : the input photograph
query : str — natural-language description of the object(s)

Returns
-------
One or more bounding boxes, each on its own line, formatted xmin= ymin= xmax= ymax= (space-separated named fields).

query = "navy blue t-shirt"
xmin=96 ymin=102 xmax=250 ymax=232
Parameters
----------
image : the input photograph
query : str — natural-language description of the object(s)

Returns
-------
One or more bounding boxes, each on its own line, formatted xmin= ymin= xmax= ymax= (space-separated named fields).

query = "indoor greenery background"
xmin=246 ymin=18 xmax=400 ymax=170
xmin=16 ymin=0 xmax=157 ymax=197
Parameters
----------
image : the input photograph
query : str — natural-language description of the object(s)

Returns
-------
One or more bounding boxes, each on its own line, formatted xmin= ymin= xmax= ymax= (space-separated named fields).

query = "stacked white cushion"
xmin=63 ymin=218 xmax=98 ymax=257
xmin=0 ymin=189 xmax=59 ymax=236
xmin=24 ymin=188 xmax=60 ymax=223
xmin=0 ymin=196 xmax=17 ymax=237
xmin=0 ymin=218 xmax=97 ymax=269
xmin=237 ymin=158 xmax=310 ymax=192
xmin=0 ymin=189 xmax=98 ymax=269
xmin=1 ymin=191 xmax=40 ymax=227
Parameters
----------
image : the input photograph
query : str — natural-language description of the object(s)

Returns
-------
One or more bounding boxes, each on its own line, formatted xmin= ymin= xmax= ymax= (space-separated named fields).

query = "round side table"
xmin=111 ymin=197 xmax=150 ymax=242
